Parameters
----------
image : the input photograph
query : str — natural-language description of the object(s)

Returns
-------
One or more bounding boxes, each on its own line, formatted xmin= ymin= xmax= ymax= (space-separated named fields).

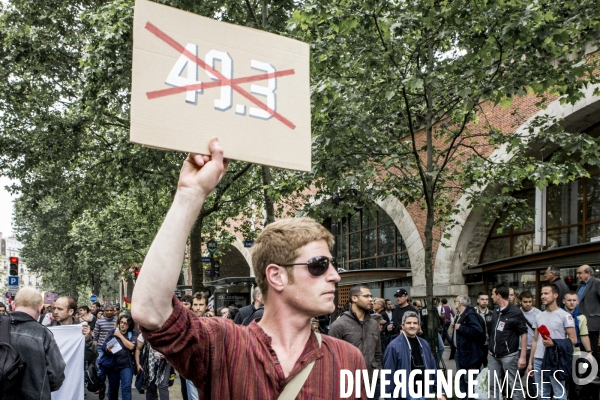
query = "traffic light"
xmin=9 ymin=257 xmax=18 ymax=276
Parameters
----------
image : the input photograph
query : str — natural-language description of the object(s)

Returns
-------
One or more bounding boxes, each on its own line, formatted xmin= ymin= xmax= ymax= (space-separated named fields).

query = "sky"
xmin=0 ymin=176 xmax=16 ymax=237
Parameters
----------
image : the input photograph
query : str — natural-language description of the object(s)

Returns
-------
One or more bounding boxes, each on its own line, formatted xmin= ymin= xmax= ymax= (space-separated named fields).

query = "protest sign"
xmin=131 ymin=0 xmax=311 ymax=171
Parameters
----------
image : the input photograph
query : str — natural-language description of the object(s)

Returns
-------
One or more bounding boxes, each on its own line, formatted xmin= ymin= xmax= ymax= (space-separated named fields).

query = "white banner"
xmin=48 ymin=325 xmax=85 ymax=400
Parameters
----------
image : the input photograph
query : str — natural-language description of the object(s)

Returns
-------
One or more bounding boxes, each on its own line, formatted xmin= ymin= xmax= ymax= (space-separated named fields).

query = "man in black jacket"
xmin=233 ymin=286 xmax=263 ymax=325
xmin=11 ymin=287 xmax=66 ymax=400
xmin=454 ymin=294 xmax=485 ymax=399
xmin=330 ymin=284 xmax=382 ymax=400
xmin=544 ymin=265 xmax=569 ymax=308
xmin=488 ymin=285 xmax=528 ymax=400
xmin=577 ymin=264 xmax=600 ymax=375
xmin=476 ymin=291 xmax=493 ymax=367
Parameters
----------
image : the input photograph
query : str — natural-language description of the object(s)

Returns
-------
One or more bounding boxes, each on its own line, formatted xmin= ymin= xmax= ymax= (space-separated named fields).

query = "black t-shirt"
xmin=85 ymin=315 xmax=97 ymax=331
xmin=408 ymin=336 xmax=425 ymax=393
xmin=391 ymin=304 xmax=417 ymax=332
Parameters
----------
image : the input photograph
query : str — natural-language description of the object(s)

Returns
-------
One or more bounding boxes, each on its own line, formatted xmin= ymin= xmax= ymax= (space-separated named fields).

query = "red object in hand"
xmin=538 ymin=324 xmax=551 ymax=340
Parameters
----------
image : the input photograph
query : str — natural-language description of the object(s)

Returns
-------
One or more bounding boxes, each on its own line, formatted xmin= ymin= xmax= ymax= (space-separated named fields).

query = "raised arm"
xmin=131 ymin=138 xmax=227 ymax=330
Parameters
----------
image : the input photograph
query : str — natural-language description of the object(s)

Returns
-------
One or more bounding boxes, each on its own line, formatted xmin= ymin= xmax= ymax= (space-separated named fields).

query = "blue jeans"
xmin=97 ymin=349 xmax=110 ymax=397
xmin=108 ymin=367 xmax=133 ymax=400
xmin=436 ymin=333 xmax=445 ymax=364
xmin=533 ymin=358 xmax=567 ymax=400
xmin=487 ymin=352 xmax=524 ymax=400
xmin=186 ymin=379 xmax=199 ymax=400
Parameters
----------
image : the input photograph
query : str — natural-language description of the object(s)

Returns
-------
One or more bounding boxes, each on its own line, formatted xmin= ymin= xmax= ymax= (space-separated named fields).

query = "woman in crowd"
xmin=100 ymin=314 xmax=138 ymax=400
xmin=136 ymin=332 xmax=171 ymax=400
xmin=218 ymin=306 xmax=231 ymax=319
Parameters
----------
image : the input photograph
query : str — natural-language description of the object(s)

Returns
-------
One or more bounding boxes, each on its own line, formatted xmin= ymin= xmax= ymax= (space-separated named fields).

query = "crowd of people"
xmin=6 ymin=140 xmax=600 ymax=400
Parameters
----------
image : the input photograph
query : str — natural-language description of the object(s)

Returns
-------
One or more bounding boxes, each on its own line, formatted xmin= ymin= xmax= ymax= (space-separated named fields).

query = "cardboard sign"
xmin=131 ymin=0 xmax=311 ymax=171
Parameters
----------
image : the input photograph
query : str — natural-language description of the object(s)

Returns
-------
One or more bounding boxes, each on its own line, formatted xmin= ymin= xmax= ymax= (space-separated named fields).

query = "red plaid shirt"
xmin=141 ymin=296 xmax=368 ymax=399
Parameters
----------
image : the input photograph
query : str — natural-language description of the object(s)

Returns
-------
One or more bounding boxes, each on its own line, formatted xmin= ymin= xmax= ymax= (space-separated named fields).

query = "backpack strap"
xmin=0 ymin=315 xmax=11 ymax=344
xmin=277 ymin=332 xmax=322 ymax=400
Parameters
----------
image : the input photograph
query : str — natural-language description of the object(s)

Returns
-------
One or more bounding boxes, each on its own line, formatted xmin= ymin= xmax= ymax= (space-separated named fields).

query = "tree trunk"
xmin=424 ymin=202 xmax=436 ymax=341
xmin=262 ymin=166 xmax=275 ymax=226
xmin=92 ymin=272 xmax=101 ymax=297
xmin=190 ymin=214 xmax=204 ymax=294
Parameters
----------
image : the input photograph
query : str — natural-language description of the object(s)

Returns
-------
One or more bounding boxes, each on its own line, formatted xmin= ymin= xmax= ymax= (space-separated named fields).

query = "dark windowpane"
xmin=488 ymin=213 xmax=509 ymax=237
xmin=378 ymin=224 xmax=395 ymax=255
xmin=362 ymin=209 xmax=377 ymax=228
xmin=396 ymin=227 xmax=406 ymax=253
xmin=379 ymin=255 xmax=394 ymax=268
xmin=340 ymin=218 xmax=348 ymax=235
xmin=379 ymin=210 xmax=393 ymax=226
xmin=350 ymin=213 xmax=360 ymax=232
xmin=587 ymin=175 xmax=600 ymax=221
xmin=489 ymin=272 xmax=537 ymax=304
xmin=349 ymin=261 xmax=360 ymax=271
xmin=362 ymin=228 xmax=376 ymax=258
xmin=361 ymin=258 xmax=377 ymax=269
xmin=481 ymin=237 xmax=510 ymax=263
xmin=512 ymin=234 xmax=534 ymax=256
xmin=350 ymin=232 xmax=360 ymax=259
xmin=547 ymin=227 xmax=580 ymax=249
xmin=586 ymin=223 xmax=600 ymax=242
xmin=547 ymin=180 xmax=583 ymax=228
xmin=396 ymin=253 xmax=410 ymax=269
xmin=512 ymin=190 xmax=535 ymax=233
xmin=336 ymin=234 xmax=348 ymax=264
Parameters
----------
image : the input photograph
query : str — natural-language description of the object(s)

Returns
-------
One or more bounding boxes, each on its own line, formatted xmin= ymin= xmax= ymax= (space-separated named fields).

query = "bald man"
xmin=11 ymin=287 xmax=66 ymax=399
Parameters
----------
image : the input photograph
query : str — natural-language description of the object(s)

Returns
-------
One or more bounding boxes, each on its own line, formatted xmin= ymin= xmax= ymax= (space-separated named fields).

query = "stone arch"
xmin=435 ymin=85 xmax=600 ymax=290
xmin=219 ymin=240 xmax=253 ymax=278
xmin=376 ymin=196 xmax=425 ymax=288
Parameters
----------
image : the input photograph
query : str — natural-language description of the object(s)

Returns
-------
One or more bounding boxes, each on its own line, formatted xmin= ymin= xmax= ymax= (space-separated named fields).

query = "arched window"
xmin=335 ymin=206 xmax=411 ymax=270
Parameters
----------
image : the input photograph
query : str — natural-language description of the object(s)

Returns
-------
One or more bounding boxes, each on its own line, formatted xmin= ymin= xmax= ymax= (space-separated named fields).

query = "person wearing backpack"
xmin=453 ymin=294 xmax=485 ymax=399
xmin=8 ymin=287 xmax=66 ymax=399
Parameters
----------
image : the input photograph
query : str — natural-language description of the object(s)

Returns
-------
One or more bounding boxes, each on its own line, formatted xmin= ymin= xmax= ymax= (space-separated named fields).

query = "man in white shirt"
xmin=527 ymin=284 xmax=577 ymax=400
xmin=385 ymin=299 xmax=393 ymax=322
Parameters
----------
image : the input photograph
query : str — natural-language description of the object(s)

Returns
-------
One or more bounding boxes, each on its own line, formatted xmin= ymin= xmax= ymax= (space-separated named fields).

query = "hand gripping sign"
xmin=131 ymin=0 xmax=311 ymax=171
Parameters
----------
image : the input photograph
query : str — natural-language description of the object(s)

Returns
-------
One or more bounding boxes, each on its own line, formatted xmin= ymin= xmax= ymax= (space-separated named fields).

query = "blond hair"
xmin=252 ymin=217 xmax=333 ymax=300
xmin=14 ymin=287 xmax=43 ymax=310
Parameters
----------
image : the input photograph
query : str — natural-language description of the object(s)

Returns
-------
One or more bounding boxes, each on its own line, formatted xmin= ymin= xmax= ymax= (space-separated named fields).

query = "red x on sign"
xmin=130 ymin=0 xmax=311 ymax=171
xmin=144 ymin=22 xmax=296 ymax=130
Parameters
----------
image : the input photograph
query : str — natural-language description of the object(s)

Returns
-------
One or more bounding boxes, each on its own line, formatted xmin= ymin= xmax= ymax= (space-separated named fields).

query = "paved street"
xmin=86 ymin=373 xmax=184 ymax=400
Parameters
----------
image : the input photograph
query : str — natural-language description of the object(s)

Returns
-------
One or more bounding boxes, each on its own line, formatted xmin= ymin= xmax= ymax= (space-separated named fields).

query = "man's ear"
xmin=68 ymin=308 xmax=74 ymax=316
xmin=265 ymin=264 xmax=287 ymax=295
xmin=37 ymin=304 xmax=44 ymax=316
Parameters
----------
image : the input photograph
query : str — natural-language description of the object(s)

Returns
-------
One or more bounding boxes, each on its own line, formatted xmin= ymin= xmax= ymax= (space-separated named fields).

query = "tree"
xmin=0 ymin=0 xmax=302 ymax=296
xmin=290 ymin=0 xmax=600 ymax=342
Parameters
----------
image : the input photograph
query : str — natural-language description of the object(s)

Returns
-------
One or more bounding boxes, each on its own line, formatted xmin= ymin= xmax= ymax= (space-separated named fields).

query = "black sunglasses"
xmin=281 ymin=256 xmax=336 ymax=276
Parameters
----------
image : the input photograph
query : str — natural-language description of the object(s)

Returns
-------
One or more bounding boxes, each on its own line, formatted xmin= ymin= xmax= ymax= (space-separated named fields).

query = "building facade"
xmin=0 ymin=234 xmax=44 ymax=293
xmin=207 ymin=81 xmax=600 ymax=309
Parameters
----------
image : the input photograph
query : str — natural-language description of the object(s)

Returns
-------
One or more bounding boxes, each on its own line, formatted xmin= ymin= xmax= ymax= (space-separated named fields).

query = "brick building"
xmin=198 ymin=84 xmax=600 ymax=309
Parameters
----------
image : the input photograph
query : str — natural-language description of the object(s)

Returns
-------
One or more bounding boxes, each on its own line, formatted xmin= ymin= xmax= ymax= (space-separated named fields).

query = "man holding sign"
xmin=132 ymin=139 xmax=367 ymax=399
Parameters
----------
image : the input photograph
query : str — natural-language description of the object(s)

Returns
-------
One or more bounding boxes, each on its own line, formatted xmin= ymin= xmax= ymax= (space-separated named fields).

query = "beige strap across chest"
xmin=277 ymin=332 xmax=322 ymax=400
